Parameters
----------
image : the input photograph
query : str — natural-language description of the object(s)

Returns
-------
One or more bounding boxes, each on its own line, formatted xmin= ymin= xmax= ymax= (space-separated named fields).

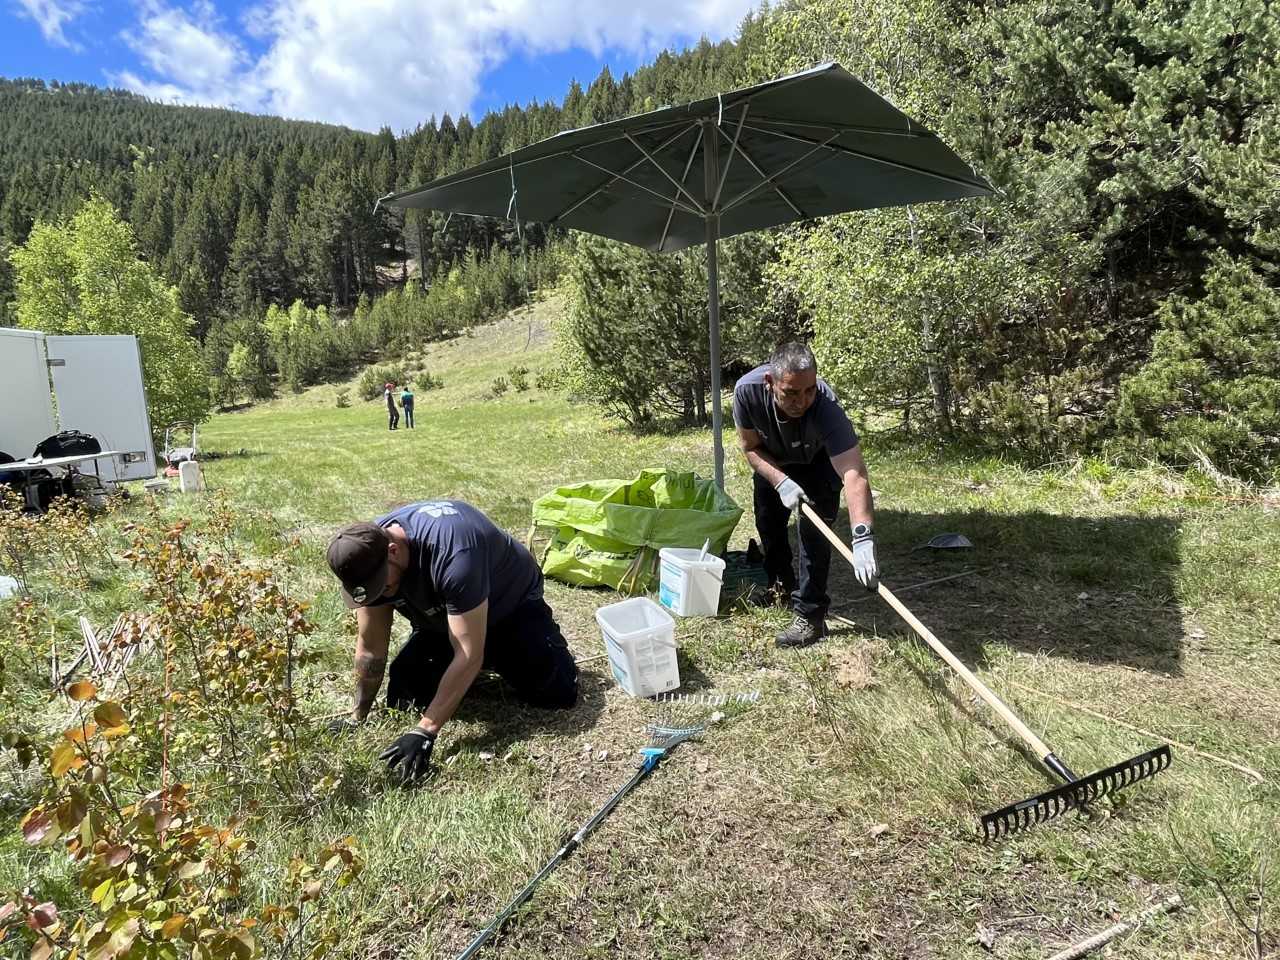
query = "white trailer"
xmin=0 ymin=328 xmax=156 ymax=483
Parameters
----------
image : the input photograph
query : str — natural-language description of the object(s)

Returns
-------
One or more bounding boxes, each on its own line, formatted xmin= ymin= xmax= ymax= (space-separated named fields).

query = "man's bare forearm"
xmin=843 ymin=471 xmax=874 ymax=527
xmin=352 ymin=653 xmax=386 ymax=719
xmin=744 ymin=447 xmax=787 ymax=487
xmin=418 ymin=653 xmax=482 ymax=735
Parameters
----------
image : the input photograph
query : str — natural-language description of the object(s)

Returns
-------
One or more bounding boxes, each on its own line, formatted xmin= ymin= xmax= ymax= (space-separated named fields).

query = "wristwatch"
xmin=851 ymin=522 xmax=873 ymax=539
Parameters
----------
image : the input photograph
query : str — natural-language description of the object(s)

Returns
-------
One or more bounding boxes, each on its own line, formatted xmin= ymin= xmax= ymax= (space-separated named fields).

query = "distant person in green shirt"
xmin=400 ymin=386 xmax=415 ymax=429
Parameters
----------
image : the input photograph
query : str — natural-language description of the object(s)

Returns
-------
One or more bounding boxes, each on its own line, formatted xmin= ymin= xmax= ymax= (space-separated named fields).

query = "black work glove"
xmin=379 ymin=728 xmax=435 ymax=782
xmin=326 ymin=716 xmax=360 ymax=735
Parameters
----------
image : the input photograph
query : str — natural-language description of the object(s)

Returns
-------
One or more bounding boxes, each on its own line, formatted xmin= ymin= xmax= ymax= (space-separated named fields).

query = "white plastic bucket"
xmin=178 ymin=460 xmax=204 ymax=493
xmin=594 ymin=597 xmax=680 ymax=698
xmin=657 ymin=547 xmax=725 ymax=616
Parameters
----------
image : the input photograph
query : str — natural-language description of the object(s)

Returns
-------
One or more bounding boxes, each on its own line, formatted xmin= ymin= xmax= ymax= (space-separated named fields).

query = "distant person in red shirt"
xmin=384 ymin=382 xmax=400 ymax=430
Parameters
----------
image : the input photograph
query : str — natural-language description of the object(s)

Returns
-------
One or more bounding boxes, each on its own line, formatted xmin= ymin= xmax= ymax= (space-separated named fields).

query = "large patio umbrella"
xmin=384 ymin=61 xmax=993 ymax=488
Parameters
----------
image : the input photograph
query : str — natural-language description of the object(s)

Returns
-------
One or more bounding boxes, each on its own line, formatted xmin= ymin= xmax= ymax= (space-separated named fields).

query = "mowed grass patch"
xmin=2 ymin=297 xmax=1278 ymax=958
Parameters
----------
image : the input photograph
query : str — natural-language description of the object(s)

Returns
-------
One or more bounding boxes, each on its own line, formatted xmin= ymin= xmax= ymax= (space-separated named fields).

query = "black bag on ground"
xmin=33 ymin=430 xmax=102 ymax=459
xmin=0 ymin=450 xmax=22 ymax=490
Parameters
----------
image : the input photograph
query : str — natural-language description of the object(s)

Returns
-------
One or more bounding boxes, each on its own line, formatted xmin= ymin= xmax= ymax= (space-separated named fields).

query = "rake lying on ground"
xmin=801 ymin=503 xmax=1173 ymax=840
xmin=455 ymin=692 xmax=759 ymax=959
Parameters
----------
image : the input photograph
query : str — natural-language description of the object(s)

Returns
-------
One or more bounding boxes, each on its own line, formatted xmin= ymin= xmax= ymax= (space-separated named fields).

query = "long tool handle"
xmin=799 ymin=503 xmax=1057 ymax=763
xmin=455 ymin=763 xmax=654 ymax=960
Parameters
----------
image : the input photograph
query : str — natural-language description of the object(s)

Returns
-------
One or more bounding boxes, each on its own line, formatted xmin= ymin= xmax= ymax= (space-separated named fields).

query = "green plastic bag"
xmin=532 ymin=468 xmax=743 ymax=592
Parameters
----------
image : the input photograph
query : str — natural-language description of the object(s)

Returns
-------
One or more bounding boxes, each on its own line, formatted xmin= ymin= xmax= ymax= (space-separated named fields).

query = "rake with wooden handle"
xmin=800 ymin=502 xmax=1172 ymax=840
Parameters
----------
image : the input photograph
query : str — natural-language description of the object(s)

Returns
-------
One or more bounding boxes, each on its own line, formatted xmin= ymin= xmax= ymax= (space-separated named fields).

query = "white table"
xmin=1 ymin=450 xmax=128 ymax=510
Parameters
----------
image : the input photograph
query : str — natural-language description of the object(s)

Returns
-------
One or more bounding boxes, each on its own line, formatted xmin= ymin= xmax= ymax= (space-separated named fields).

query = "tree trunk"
xmin=341 ymin=240 xmax=351 ymax=305
xmin=907 ymin=206 xmax=953 ymax=434
xmin=416 ymin=220 xmax=427 ymax=289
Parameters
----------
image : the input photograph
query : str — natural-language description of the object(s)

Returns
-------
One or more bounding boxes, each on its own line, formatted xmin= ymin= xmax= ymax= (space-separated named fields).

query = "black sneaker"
xmin=775 ymin=614 xmax=826 ymax=648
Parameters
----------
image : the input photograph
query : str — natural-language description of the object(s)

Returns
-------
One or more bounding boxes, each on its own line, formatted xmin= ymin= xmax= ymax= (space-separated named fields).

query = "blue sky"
xmin=2 ymin=0 xmax=758 ymax=132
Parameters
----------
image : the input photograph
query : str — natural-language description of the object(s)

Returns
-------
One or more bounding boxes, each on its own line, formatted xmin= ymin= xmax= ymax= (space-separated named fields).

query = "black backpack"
xmin=33 ymin=430 xmax=102 ymax=459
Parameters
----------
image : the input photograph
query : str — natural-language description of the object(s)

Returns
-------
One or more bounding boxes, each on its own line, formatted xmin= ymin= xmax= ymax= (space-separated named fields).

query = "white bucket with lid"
xmin=594 ymin=597 xmax=680 ymax=698
xmin=657 ymin=547 xmax=725 ymax=616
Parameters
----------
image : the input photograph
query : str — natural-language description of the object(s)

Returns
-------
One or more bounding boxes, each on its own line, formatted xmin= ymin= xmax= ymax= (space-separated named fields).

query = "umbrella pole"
xmin=705 ymin=218 xmax=724 ymax=490
xmin=703 ymin=122 xmax=725 ymax=490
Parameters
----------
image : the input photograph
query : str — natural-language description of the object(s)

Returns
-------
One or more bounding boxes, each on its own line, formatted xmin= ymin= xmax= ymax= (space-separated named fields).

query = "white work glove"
xmin=851 ymin=524 xmax=879 ymax=591
xmin=774 ymin=476 xmax=811 ymax=510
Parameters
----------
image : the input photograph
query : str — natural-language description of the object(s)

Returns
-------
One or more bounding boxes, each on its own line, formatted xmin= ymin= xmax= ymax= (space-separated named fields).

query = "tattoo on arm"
xmin=353 ymin=653 xmax=387 ymax=718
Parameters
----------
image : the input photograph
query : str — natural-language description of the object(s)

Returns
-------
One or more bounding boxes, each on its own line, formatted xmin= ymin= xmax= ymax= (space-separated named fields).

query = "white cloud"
xmin=14 ymin=0 xmax=89 ymax=48
xmin=109 ymin=0 xmax=758 ymax=132
xmin=112 ymin=1 xmax=260 ymax=109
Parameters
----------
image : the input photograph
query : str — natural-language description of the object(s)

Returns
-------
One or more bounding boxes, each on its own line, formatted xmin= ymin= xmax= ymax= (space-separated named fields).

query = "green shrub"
xmin=264 ymin=300 xmax=358 ymax=391
xmin=416 ymin=371 xmax=444 ymax=392
xmin=508 ymin=365 xmax=530 ymax=392
xmin=559 ymin=233 xmax=781 ymax=428
xmin=489 ymin=376 xmax=509 ymax=398
xmin=335 ymin=388 xmax=350 ymax=408
xmin=1114 ymin=254 xmax=1280 ymax=482
xmin=357 ymin=363 xmax=410 ymax=401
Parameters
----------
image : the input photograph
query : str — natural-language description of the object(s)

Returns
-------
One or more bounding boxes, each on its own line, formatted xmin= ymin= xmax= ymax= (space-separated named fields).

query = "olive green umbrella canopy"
xmin=385 ymin=61 xmax=993 ymax=487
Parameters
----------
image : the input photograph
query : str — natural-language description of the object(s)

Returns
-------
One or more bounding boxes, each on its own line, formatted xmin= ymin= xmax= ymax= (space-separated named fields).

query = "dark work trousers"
xmin=402 ymin=403 xmax=415 ymax=428
xmin=387 ymin=401 xmax=399 ymax=430
xmin=385 ymin=597 xmax=579 ymax=712
xmin=752 ymin=458 xmax=841 ymax=622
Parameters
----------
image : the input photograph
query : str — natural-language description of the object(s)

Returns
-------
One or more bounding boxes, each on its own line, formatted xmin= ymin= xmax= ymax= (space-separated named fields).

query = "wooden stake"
xmin=79 ymin=616 xmax=105 ymax=674
xmin=1046 ymin=894 xmax=1183 ymax=960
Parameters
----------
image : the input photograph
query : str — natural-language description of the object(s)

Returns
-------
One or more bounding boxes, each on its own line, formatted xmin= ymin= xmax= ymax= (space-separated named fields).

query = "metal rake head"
xmin=981 ymin=744 xmax=1172 ymax=841
xmin=652 ymin=690 xmax=761 ymax=716
xmin=644 ymin=721 xmax=706 ymax=752
xmin=643 ymin=691 xmax=761 ymax=759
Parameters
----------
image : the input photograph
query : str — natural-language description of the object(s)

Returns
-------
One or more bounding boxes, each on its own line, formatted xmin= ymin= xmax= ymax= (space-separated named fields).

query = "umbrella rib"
xmin=660 ymin=134 xmax=703 ymax=252
xmin=711 ymin=105 xmax=749 ymax=210
xmin=720 ymin=133 xmax=841 ymax=215
xmin=387 ymin=119 xmax=694 ymax=208
xmin=738 ymin=122 xmax=991 ymax=193
xmin=549 ymin=123 xmax=699 ymax=223
xmin=624 ymin=132 xmax=706 ymax=215
xmin=569 ymin=151 xmax=705 ymax=218
xmin=714 ymin=123 xmax=805 ymax=219
xmin=747 ymin=116 xmax=933 ymax=139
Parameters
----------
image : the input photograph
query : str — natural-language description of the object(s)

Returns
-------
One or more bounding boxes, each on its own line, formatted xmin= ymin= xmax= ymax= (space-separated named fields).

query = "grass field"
xmin=3 ymin=294 xmax=1279 ymax=959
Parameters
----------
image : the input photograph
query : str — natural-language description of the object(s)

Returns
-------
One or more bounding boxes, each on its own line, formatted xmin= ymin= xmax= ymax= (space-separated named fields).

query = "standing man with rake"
xmin=733 ymin=342 xmax=880 ymax=647
xmin=326 ymin=499 xmax=579 ymax=780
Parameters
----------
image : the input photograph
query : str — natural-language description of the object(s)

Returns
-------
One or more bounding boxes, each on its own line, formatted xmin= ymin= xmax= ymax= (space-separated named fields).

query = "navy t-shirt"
xmin=366 ymin=500 xmax=542 ymax=633
xmin=732 ymin=364 xmax=859 ymax=467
